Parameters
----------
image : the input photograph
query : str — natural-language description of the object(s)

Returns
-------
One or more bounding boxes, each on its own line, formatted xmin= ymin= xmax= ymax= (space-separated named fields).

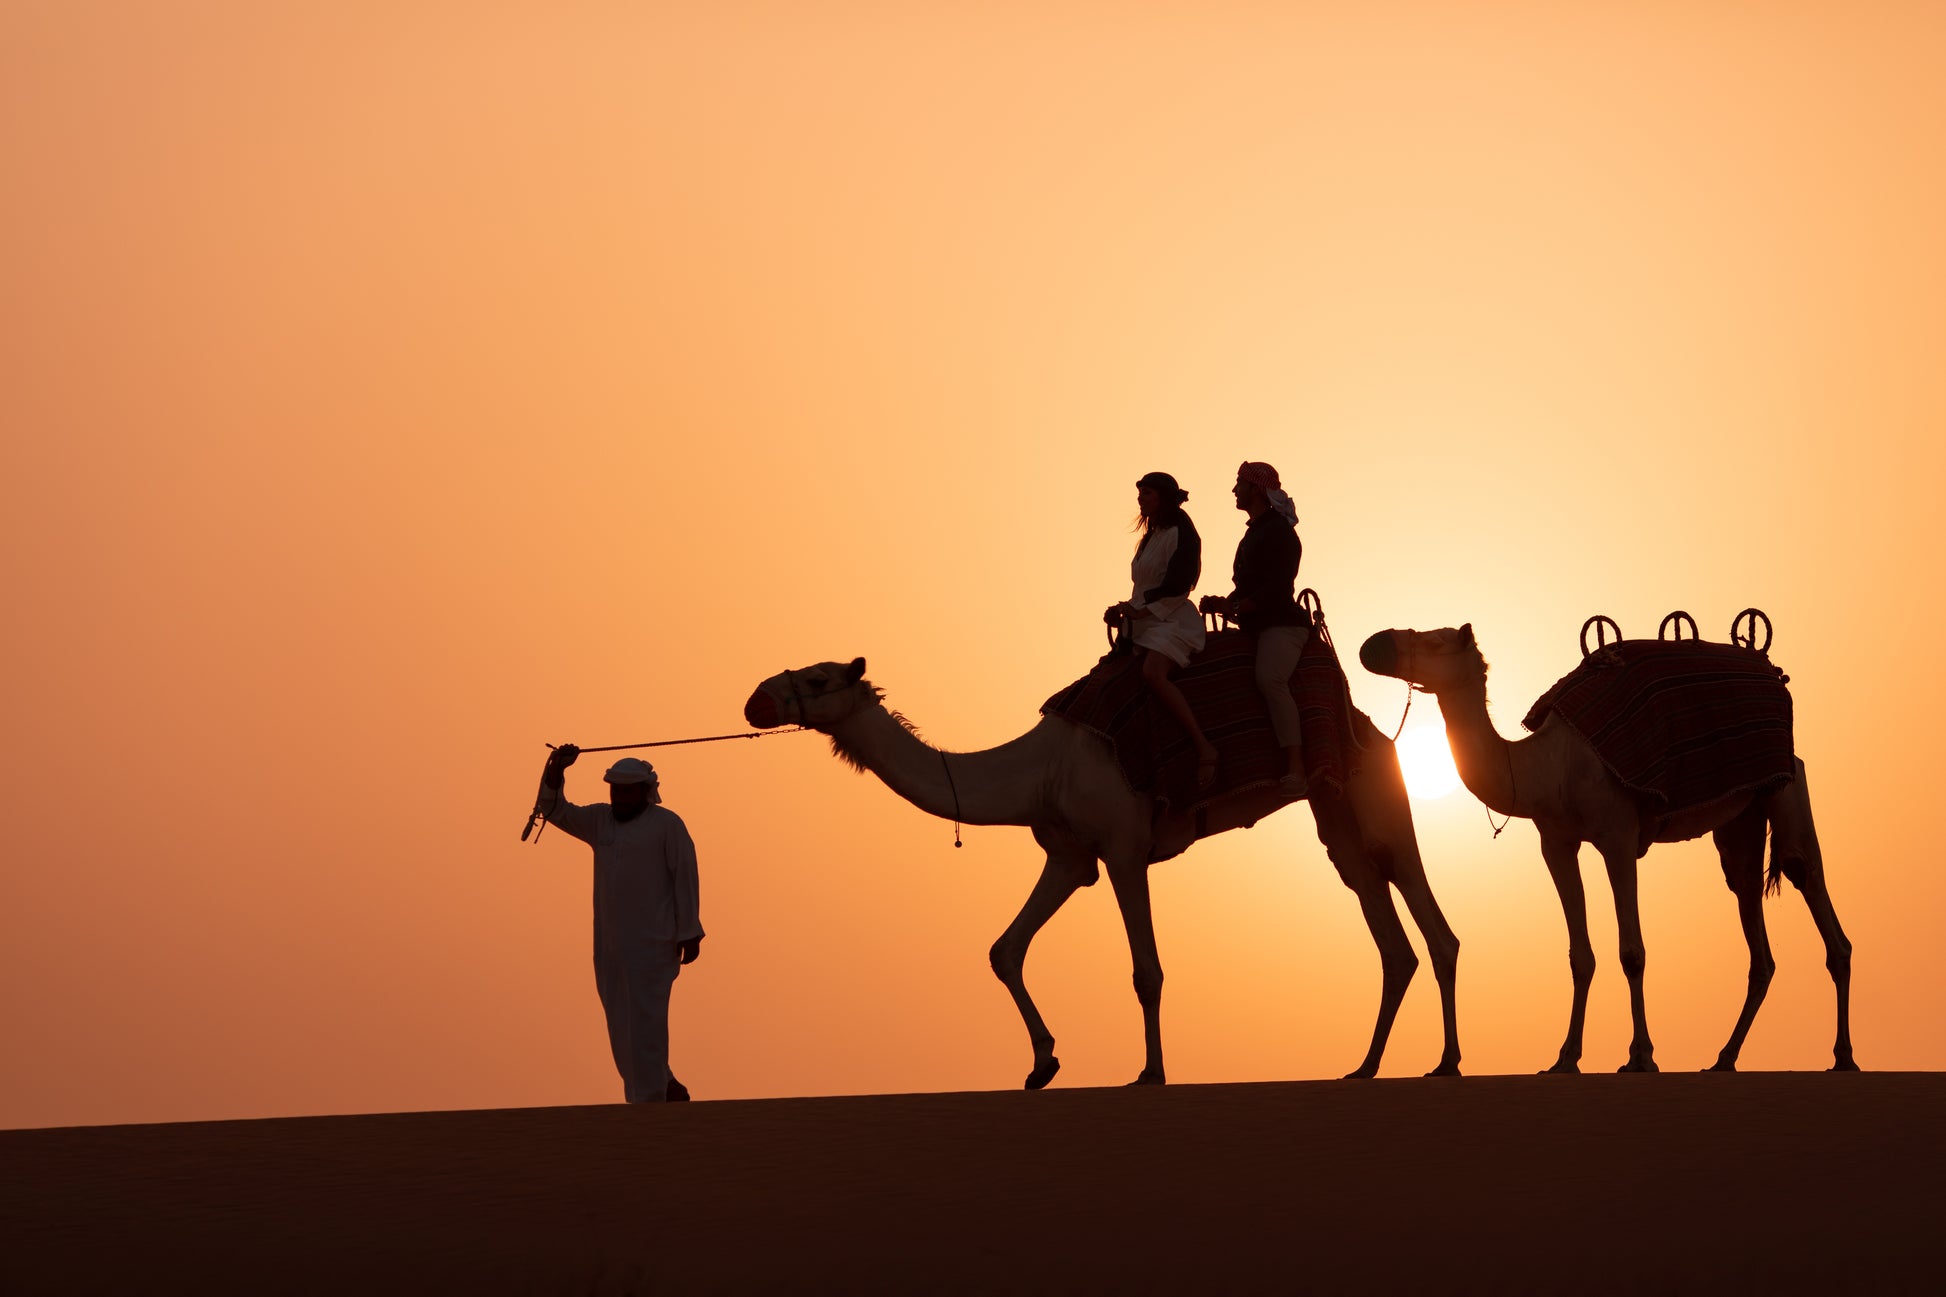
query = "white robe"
xmin=537 ymin=788 xmax=704 ymax=1102
xmin=1128 ymin=525 xmax=1206 ymax=667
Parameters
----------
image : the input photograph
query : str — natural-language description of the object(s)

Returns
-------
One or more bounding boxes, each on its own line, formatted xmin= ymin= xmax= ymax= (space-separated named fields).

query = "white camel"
xmin=1359 ymin=624 xmax=1855 ymax=1073
xmin=743 ymin=655 xmax=1462 ymax=1087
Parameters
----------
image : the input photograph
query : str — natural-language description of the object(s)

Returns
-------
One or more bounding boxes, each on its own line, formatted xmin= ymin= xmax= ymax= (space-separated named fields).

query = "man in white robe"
xmin=535 ymin=746 xmax=704 ymax=1103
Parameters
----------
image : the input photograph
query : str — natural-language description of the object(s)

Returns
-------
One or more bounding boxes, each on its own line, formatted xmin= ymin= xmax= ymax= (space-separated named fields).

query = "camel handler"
xmin=1199 ymin=461 xmax=1309 ymax=796
xmin=533 ymin=744 xmax=704 ymax=1103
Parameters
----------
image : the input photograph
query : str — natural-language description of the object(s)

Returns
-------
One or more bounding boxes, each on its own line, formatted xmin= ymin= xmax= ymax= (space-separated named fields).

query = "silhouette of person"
xmin=534 ymin=747 xmax=703 ymax=1103
xmin=1199 ymin=461 xmax=1309 ymax=794
xmin=1103 ymin=471 xmax=1220 ymax=787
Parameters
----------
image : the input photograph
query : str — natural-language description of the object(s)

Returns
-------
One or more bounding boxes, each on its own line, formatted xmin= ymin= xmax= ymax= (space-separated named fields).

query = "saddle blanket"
xmin=1041 ymin=625 xmax=1364 ymax=817
xmin=1521 ymin=639 xmax=1796 ymax=823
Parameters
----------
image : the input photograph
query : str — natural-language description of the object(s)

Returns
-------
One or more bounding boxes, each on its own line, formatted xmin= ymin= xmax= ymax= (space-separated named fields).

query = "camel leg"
xmin=1539 ymin=832 xmax=1596 ymax=1073
xmin=1342 ymin=873 xmax=1419 ymax=1079
xmin=1353 ymin=747 xmax=1462 ymax=1076
xmin=1708 ymin=802 xmax=1773 ymax=1072
xmin=1102 ymin=849 xmax=1167 ymax=1085
xmin=989 ymin=839 xmax=1097 ymax=1090
xmin=1600 ymin=838 xmax=1658 ymax=1072
xmin=1767 ymin=760 xmax=1858 ymax=1071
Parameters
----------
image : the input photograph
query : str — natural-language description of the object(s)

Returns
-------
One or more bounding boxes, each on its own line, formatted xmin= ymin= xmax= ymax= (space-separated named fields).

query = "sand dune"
xmin=5 ymin=1073 xmax=1939 ymax=1294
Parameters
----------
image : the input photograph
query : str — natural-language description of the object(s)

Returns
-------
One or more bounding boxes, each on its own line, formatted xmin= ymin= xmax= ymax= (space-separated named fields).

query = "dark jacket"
xmin=1230 ymin=512 xmax=1304 ymax=631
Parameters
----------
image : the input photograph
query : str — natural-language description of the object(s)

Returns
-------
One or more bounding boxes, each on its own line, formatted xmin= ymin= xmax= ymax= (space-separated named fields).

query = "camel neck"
xmin=826 ymin=702 xmax=1050 ymax=828
xmin=1428 ymin=670 xmax=1524 ymax=818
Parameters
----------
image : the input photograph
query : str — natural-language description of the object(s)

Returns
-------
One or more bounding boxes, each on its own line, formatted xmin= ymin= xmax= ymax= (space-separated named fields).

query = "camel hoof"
xmin=1425 ymin=1062 xmax=1462 ymax=1078
xmin=1617 ymin=1058 xmax=1660 ymax=1074
xmin=1706 ymin=1058 xmax=1737 ymax=1073
xmin=1024 ymin=1056 xmax=1061 ymax=1090
xmin=1342 ymin=1067 xmax=1377 ymax=1080
xmin=1542 ymin=1060 xmax=1580 ymax=1075
xmin=1129 ymin=1069 xmax=1166 ymax=1086
xmin=1831 ymin=1058 xmax=1861 ymax=1073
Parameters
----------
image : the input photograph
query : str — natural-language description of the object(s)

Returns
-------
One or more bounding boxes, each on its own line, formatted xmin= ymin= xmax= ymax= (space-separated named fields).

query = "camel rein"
xmin=522 ymin=724 xmax=810 ymax=843
xmin=1388 ymin=653 xmax=1515 ymax=840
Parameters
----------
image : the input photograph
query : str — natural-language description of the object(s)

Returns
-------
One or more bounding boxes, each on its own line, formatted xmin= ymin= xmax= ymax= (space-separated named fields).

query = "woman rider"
xmin=1103 ymin=471 xmax=1220 ymax=787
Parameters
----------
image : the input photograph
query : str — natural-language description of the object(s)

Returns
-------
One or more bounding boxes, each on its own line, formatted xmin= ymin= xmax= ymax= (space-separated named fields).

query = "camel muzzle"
xmin=743 ymin=688 xmax=780 ymax=729
xmin=1359 ymin=631 xmax=1401 ymax=677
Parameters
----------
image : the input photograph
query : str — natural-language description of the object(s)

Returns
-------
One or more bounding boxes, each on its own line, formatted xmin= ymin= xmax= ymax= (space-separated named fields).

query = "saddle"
xmin=1042 ymin=610 xmax=1367 ymax=859
xmin=1523 ymin=638 xmax=1795 ymax=834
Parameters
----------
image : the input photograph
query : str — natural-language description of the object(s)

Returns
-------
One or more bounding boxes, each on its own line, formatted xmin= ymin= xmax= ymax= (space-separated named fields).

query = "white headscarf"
xmin=1266 ymin=487 xmax=1298 ymax=525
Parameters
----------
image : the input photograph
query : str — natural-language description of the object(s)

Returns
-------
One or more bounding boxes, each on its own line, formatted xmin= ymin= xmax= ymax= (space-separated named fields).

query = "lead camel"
xmin=744 ymin=656 xmax=1461 ymax=1088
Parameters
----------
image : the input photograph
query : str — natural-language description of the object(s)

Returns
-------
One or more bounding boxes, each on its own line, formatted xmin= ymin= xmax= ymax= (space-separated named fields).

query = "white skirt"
xmin=1131 ymin=596 xmax=1205 ymax=667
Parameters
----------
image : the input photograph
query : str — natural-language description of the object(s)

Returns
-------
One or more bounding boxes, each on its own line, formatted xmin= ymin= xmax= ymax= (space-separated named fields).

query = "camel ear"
xmin=844 ymin=657 xmax=867 ymax=683
xmin=1459 ymin=623 xmax=1475 ymax=648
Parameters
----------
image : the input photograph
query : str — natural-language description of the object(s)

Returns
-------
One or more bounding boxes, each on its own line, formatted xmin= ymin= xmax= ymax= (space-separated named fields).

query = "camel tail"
xmin=1763 ymin=760 xmax=1816 ymax=899
xmin=1763 ymin=810 xmax=1808 ymax=899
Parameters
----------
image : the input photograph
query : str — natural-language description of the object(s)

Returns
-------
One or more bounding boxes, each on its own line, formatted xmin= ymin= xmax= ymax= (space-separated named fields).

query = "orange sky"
xmin=3 ymin=2 xmax=1943 ymax=1129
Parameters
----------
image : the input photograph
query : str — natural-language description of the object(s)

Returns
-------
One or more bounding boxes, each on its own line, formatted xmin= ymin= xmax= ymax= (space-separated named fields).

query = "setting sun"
xmin=1396 ymin=726 xmax=1462 ymax=800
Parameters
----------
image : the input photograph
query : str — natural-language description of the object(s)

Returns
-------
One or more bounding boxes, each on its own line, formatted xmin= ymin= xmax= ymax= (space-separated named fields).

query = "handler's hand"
xmin=1198 ymin=595 xmax=1230 ymax=615
xmin=680 ymin=937 xmax=702 ymax=965
xmin=549 ymin=743 xmax=580 ymax=769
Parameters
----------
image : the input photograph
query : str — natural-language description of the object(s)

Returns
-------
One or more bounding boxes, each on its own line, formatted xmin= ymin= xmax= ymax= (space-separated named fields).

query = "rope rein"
xmin=544 ymin=728 xmax=809 ymax=755
xmin=1486 ymin=718 xmax=1516 ymax=840
xmin=523 ymin=724 xmax=811 ymax=842
xmin=1388 ymin=680 xmax=1414 ymax=741
xmin=940 ymin=751 xmax=963 ymax=848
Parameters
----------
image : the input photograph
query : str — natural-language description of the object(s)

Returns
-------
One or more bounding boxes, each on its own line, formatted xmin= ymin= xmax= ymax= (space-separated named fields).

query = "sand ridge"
xmin=5 ymin=1073 xmax=1939 ymax=1293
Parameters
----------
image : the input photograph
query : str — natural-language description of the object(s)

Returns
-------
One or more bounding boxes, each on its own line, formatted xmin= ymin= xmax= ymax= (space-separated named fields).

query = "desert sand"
xmin=5 ymin=1073 xmax=1940 ymax=1294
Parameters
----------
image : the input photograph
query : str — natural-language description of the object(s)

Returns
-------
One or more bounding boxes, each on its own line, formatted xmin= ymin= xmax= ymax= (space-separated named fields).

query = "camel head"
xmin=1359 ymin=625 xmax=1486 ymax=695
xmin=743 ymin=657 xmax=875 ymax=731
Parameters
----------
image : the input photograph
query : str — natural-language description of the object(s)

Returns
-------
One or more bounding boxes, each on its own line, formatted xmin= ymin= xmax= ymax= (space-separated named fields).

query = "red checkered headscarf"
xmin=1237 ymin=461 xmax=1297 ymax=523
xmin=1237 ymin=461 xmax=1281 ymax=491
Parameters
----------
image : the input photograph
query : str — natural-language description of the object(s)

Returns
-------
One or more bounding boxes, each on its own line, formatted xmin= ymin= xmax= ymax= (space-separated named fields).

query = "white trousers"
xmin=594 ymin=939 xmax=682 ymax=1103
xmin=1255 ymin=625 xmax=1311 ymax=750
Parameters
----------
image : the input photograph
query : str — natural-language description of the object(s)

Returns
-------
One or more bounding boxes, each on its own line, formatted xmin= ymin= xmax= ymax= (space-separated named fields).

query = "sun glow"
xmin=1396 ymin=727 xmax=1462 ymax=800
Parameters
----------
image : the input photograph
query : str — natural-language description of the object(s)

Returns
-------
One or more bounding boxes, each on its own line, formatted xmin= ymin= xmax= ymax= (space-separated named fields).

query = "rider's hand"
xmin=1103 ymin=603 xmax=1128 ymax=625
xmin=680 ymin=938 xmax=702 ymax=965
xmin=1198 ymin=595 xmax=1229 ymax=615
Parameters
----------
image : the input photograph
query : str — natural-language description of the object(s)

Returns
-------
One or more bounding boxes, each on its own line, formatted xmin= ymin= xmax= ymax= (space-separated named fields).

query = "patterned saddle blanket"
xmin=1041 ymin=624 xmax=1365 ymax=821
xmin=1521 ymin=639 xmax=1796 ymax=826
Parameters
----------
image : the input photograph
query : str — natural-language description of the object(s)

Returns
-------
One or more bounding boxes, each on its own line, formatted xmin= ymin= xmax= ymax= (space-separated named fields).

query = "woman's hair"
xmin=1134 ymin=471 xmax=1190 ymax=546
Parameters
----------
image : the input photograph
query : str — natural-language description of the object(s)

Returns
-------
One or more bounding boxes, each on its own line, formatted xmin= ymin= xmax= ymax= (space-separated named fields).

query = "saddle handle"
xmin=1297 ymin=588 xmax=1325 ymax=627
xmin=1731 ymin=607 xmax=1773 ymax=654
xmin=1580 ymin=614 xmax=1623 ymax=658
xmin=1658 ymin=610 xmax=1699 ymax=643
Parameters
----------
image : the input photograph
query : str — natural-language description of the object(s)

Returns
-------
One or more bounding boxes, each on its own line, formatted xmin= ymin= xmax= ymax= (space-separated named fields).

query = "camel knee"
xmin=1568 ymin=947 xmax=1596 ymax=984
xmin=1618 ymin=945 xmax=1646 ymax=980
xmin=1826 ymin=938 xmax=1852 ymax=979
xmin=1429 ymin=936 xmax=1459 ymax=984
xmin=1131 ymin=965 xmax=1163 ymax=1005
xmin=1383 ymin=946 xmax=1420 ymax=988
xmin=989 ymin=939 xmax=1023 ymax=984
xmin=1748 ymin=953 xmax=1775 ymax=989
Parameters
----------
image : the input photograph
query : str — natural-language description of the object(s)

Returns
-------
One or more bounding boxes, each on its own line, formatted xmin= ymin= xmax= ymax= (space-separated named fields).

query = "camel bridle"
xmin=778 ymin=667 xmax=964 ymax=848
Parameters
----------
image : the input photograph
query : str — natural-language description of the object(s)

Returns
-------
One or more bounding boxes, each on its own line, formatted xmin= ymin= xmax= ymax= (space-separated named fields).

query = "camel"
xmin=743 ymin=655 xmax=1462 ymax=1088
xmin=1358 ymin=624 xmax=1856 ymax=1073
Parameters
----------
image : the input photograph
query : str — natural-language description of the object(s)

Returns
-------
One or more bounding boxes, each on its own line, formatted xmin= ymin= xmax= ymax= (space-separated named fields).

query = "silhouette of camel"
xmin=1360 ymin=624 xmax=1856 ymax=1073
xmin=744 ymin=656 xmax=1461 ymax=1088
